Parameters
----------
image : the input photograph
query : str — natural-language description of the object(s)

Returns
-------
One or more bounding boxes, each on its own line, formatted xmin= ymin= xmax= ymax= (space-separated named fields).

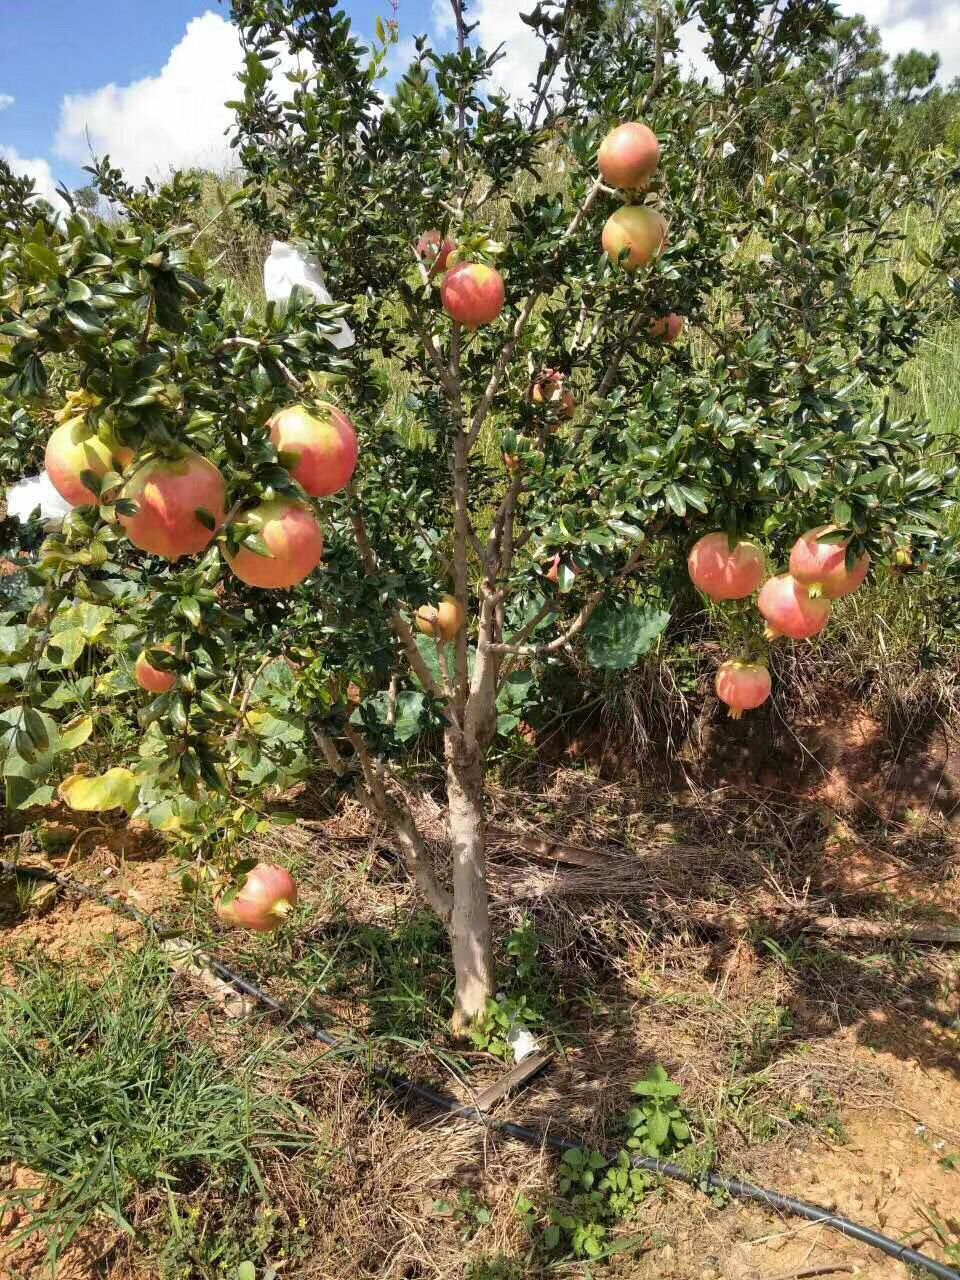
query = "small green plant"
xmin=433 ymin=1188 xmax=492 ymax=1240
xmin=519 ymin=1065 xmax=692 ymax=1263
xmin=505 ymin=917 xmax=543 ymax=982
xmin=624 ymin=1064 xmax=692 ymax=1157
xmin=469 ymin=993 xmax=543 ymax=1059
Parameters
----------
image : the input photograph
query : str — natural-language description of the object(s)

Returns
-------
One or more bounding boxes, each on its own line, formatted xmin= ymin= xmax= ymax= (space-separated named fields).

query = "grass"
xmin=0 ymin=943 xmax=320 ymax=1277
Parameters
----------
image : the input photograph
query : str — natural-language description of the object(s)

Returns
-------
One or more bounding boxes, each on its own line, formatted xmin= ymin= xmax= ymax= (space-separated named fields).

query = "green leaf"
xmin=65 ymin=302 xmax=107 ymax=336
xmin=646 ymin=1107 xmax=670 ymax=1148
xmin=24 ymin=242 xmax=60 ymax=275
xmin=583 ymin=602 xmax=670 ymax=670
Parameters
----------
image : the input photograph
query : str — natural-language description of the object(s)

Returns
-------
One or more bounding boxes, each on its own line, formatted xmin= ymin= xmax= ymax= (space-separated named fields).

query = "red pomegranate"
xmin=789 ymin=525 xmax=870 ymax=599
xmin=135 ymin=645 xmax=176 ymax=693
xmin=648 ymin=313 xmax=684 ymax=343
xmin=416 ymin=229 xmax=456 ymax=274
xmin=715 ymin=660 xmax=771 ymax=719
xmin=687 ymin=533 xmax=765 ymax=601
xmin=45 ymin=422 xmax=133 ymax=507
xmin=598 ymin=122 xmax=660 ymax=190
xmin=268 ymin=401 xmax=358 ymax=498
xmin=216 ymin=863 xmax=298 ymax=933
xmin=528 ymin=369 xmax=575 ymax=419
xmin=441 ymin=262 xmax=505 ymax=328
xmin=757 ymin=574 xmax=831 ymax=640
xmin=225 ymin=497 xmax=323 ymax=589
xmin=602 ymin=206 xmax=668 ymax=272
xmin=119 ymin=452 xmax=226 ymax=560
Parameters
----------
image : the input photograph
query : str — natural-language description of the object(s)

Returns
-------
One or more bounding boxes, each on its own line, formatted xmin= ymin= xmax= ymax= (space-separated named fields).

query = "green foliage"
xmin=517 ymin=1065 xmax=692 ymax=1262
xmin=433 ymin=1187 xmax=493 ymax=1240
xmin=469 ymin=918 xmax=557 ymax=1056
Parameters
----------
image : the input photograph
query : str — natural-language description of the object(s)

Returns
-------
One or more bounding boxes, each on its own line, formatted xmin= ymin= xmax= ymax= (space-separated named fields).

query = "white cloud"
xmin=0 ymin=94 xmax=14 ymax=112
xmin=55 ymin=12 xmax=243 ymax=184
xmin=839 ymin=0 xmax=960 ymax=84
xmin=678 ymin=2 xmax=959 ymax=86
xmin=0 ymin=145 xmax=67 ymax=212
xmin=459 ymin=0 xmax=546 ymax=102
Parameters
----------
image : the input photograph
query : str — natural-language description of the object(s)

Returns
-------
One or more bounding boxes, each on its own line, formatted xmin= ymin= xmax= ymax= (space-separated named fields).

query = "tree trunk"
xmin=446 ymin=729 xmax=493 ymax=1029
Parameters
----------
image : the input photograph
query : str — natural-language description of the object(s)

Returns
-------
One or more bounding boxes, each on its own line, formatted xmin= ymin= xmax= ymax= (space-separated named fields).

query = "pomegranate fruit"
xmin=135 ymin=645 xmax=176 ymax=694
xmin=602 ymin=206 xmax=668 ymax=271
xmin=789 ymin=525 xmax=870 ymax=599
xmin=416 ymin=229 xmax=456 ymax=274
xmin=216 ymin=863 xmax=298 ymax=933
xmin=415 ymin=594 xmax=464 ymax=642
xmin=545 ymin=554 xmax=579 ymax=585
xmin=648 ymin=313 xmax=684 ymax=343
xmin=225 ymin=498 xmax=324 ymax=589
xmin=757 ymin=574 xmax=831 ymax=640
xmin=528 ymin=369 xmax=575 ymax=418
xmin=598 ymin=121 xmax=660 ymax=190
xmin=715 ymin=660 xmax=771 ymax=719
xmin=45 ymin=421 xmax=133 ymax=507
xmin=268 ymin=401 xmax=358 ymax=498
xmin=687 ymin=533 xmax=765 ymax=601
xmin=441 ymin=262 xmax=505 ymax=328
xmin=119 ymin=452 xmax=226 ymax=560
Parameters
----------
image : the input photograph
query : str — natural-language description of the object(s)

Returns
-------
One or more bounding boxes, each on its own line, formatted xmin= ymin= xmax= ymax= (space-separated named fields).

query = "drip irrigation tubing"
xmin=4 ymin=855 xmax=959 ymax=1280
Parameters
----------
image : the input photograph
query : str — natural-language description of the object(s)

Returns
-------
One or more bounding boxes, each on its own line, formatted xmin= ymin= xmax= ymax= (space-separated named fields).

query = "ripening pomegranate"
xmin=45 ymin=422 xmax=133 ymax=507
xmin=441 ymin=262 xmax=505 ymax=328
xmin=545 ymin=554 xmax=579 ymax=585
xmin=528 ymin=369 xmax=575 ymax=419
xmin=415 ymin=594 xmax=464 ymax=642
xmin=216 ymin=863 xmax=298 ymax=934
xmin=687 ymin=533 xmax=765 ymax=601
xmin=135 ymin=645 xmax=176 ymax=693
xmin=119 ymin=452 xmax=226 ymax=560
xmin=757 ymin=574 xmax=831 ymax=640
xmin=602 ymin=206 xmax=668 ymax=272
xmin=648 ymin=313 xmax=684 ymax=343
xmin=416 ymin=229 xmax=456 ymax=275
xmin=268 ymin=402 xmax=358 ymax=498
xmin=789 ymin=525 xmax=870 ymax=599
xmin=598 ymin=122 xmax=660 ymax=190
xmin=715 ymin=660 xmax=772 ymax=719
xmin=225 ymin=498 xmax=324 ymax=589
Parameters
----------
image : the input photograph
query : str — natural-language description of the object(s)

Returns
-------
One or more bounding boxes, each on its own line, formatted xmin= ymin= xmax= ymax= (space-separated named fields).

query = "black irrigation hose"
xmin=4 ymin=856 xmax=959 ymax=1280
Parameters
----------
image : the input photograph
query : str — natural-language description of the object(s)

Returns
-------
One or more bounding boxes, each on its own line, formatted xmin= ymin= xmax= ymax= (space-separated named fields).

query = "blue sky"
xmin=1 ymin=0 xmax=956 ymax=208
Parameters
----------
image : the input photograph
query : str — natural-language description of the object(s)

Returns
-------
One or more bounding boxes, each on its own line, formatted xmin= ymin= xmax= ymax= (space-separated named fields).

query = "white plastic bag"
xmin=263 ymin=240 xmax=355 ymax=350
xmin=6 ymin=473 xmax=71 ymax=526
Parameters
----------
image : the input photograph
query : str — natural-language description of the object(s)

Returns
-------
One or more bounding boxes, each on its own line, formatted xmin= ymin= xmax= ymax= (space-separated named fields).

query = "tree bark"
xmin=446 ymin=727 xmax=493 ymax=1029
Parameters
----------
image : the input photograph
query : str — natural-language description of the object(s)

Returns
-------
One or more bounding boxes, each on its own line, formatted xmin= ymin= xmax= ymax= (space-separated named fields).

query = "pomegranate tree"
xmin=1 ymin=0 xmax=955 ymax=1031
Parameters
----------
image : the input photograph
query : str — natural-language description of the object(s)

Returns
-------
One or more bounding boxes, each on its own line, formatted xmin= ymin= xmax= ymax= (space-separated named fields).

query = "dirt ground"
xmin=2 ymin=704 xmax=959 ymax=1279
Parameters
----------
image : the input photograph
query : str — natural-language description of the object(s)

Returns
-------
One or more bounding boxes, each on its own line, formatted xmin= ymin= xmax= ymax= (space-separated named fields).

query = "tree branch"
xmin=487 ymin=542 xmax=648 ymax=657
xmin=465 ymin=175 xmax=605 ymax=451
xmin=342 ymin=720 xmax=453 ymax=918
xmin=348 ymin=493 xmax=455 ymax=716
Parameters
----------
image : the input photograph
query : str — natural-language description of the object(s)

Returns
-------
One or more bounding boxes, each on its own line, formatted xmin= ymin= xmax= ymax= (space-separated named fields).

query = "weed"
xmin=0 ymin=944 xmax=318 ymax=1276
xmin=433 ymin=1187 xmax=493 ymax=1240
xmin=518 ymin=1065 xmax=692 ymax=1263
